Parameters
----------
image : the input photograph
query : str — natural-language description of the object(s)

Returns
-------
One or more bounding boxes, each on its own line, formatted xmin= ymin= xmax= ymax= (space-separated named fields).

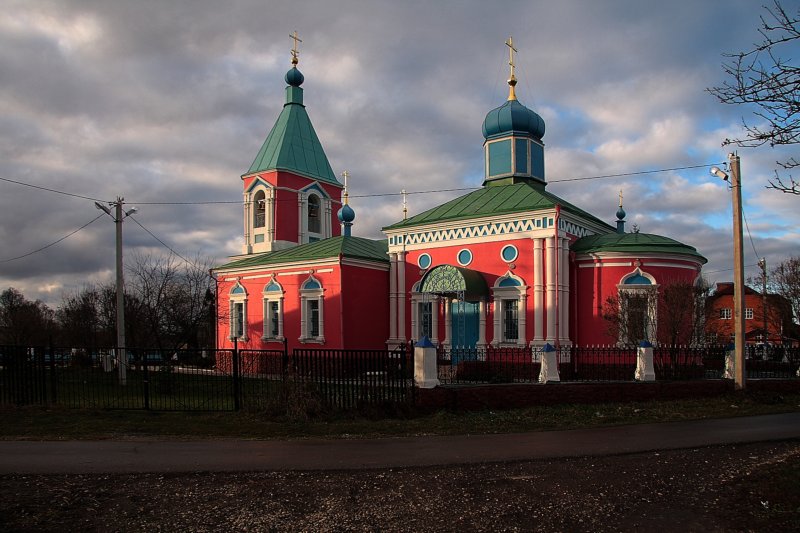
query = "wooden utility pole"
xmin=730 ymin=154 xmax=746 ymax=390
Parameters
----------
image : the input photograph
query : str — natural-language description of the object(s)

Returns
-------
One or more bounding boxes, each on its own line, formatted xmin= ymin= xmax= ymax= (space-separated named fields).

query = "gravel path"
xmin=2 ymin=441 xmax=798 ymax=532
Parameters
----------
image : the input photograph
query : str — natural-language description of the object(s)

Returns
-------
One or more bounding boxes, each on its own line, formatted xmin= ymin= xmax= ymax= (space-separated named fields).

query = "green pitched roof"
xmin=215 ymin=236 xmax=388 ymax=271
xmin=246 ymin=85 xmax=340 ymax=185
xmin=383 ymin=181 xmax=613 ymax=231
xmin=571 ymin=232 xmax=707 ymax=263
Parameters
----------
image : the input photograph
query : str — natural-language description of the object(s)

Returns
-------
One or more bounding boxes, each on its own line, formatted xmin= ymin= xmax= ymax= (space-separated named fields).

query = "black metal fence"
xmin=0 ymin=344 xmax=414 ymax=413
xmin=436 ymin=344 xmax=799 ymax=384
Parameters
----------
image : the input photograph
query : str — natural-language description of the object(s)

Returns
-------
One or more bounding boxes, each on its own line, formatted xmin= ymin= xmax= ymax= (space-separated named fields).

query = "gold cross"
xmin=290 ymin=31 xmax=302 ymax=65
xmin=619 ymin=189 xmax=624 ymax=207
xmin=505 ymin=36 xmax=517 ymax=73
xmin=341 ymin=170 xmax=350 ymax=204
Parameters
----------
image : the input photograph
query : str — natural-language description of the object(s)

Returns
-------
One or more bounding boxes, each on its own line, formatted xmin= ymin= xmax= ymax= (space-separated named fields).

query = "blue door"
xmin=451 ymin=301 xmax=479 ymax=350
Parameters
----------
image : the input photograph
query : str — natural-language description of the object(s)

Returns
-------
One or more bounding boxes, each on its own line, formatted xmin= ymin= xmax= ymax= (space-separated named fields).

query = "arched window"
xmin=307 ymin=194 xmax=321 ymax=234
xmin=262 ymin=279 xmax=284 ymax=341
xmin=253 ymin=190 xmax=266 ymax=228
xmin=617 ymin=268 xmax=657 ymax=346
xmin=299 ymin=276 xmax=324 ymax=343
xmin=229 ymin=283 xmax=248 ymax=341
xmin=492 ymin=272 xmax=527 ymax=346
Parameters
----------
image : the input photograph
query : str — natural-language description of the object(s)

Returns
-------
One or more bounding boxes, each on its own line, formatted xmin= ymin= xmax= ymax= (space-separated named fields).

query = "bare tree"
xmin=0 ymin=287 xmax=56 ymax=345
xmin=707 ymin=1 xmax=800 ymax=194
xmin=771 ymin=256 xmax=800 ymax=328
xmin=126 ymin=252 xmax=216 ymax=350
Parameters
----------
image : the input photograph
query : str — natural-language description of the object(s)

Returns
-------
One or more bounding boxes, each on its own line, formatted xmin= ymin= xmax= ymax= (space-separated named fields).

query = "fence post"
xmin=414 ymin=336 xmax=439 ymax=388
xmin=142 ymin=352 xmax=150 ymax=411
xmin=538 ymin=343 xmax=561 ymax=383
xmin=635 ymin=341 xmax=656 ymax=381
xmin=232 ymin=338 xmax=241 ymax=411
xmin=48 ymin=344 xmax=57 ymax=405
xmin=282 ymin=337 xmax=289 ymax=380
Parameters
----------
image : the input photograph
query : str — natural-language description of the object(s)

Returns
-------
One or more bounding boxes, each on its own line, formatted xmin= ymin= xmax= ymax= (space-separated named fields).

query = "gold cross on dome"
xmin=619 ymin=189 xmax=623 ymax=207
xmin=290 ymin=31 xmax=303 ymax=65
xmin=505 ymin=36 xmax=517 ymax=73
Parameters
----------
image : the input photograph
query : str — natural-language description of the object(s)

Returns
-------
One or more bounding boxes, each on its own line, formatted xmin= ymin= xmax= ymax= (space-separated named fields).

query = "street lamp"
xmin=95 ymin=197 xmax=137 ymax=385
xmin=711 ymin=154 xmax=745 ymax=390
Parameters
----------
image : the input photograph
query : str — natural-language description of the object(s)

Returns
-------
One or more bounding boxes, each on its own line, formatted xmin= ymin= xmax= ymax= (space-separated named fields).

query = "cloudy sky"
xmin=1 ymin=0 xmax=799 ymax=306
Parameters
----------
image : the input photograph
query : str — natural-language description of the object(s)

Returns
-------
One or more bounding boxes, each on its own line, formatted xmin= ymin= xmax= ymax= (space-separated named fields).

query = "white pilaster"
xmin=297 ymin=193 xmax=306 ymax=244
xmin=492 ymin=297 xmax=501 ymax=346
xmin=533 ymin=238 xmax=544 ymax=342
xmin=443 ymin=299 xmax=451 ymax=348
xmin=546 ymin=236 xmax=556 ymax=342
xmin=477 ymin=299 xmax=487 ymax=347
xmin=560 ymin=238 xmax=570 ymax=344
xmin=389 ymin=253 xmax=398 ymax=341
xmin=398 ymin=252 xmax=406 ymax=342
xmin=243 ymin=192 xmax=252 ymax=254
xmin=431 ymin=297 xmax=440 ymax=345
xmin=519 ymin=293 xmax=527 ymax=346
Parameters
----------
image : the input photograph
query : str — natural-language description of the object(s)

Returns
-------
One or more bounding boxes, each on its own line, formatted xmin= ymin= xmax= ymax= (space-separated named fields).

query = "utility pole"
xmin=711 ymin=154 xmax=745 ymax=390
xmin=95 ymin=197 xmax=137 ymax=385
xmin=730 ymin=154 xmax=746 ymax=390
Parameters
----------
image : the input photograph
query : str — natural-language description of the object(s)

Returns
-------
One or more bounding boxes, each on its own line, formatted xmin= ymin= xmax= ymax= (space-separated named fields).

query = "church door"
xmin=450 ymin=300 xmax=479 ymax=350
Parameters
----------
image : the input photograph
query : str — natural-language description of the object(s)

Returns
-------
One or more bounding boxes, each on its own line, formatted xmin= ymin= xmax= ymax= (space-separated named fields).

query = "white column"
xmin=519 ymin=293 xmax=527 ymax=346
xmin=443 ymin=299 xmax=451 ymax=347
xmin=431 ymin=297 xmax=440 ymax=345
xmin=477 ymin=299 xmax=487 ymax=347
xmin=546 ymin=236 xmax=556 ymax=342
xmin=533 ymin=238 xmax=544 ymax=342
xmin=297 ymin=193 xmax=306 ymax=244
xmin=267 ymin=189 xmax=275 ymax=243
xmin=414 ymin=340 xmax=440 ymax=389
xmin=299 ymin=297 xmax=307 ymax=340
xmin=410 ymin=298 xmax=418 ymax=341
xmin=560 ymin=238 xmax=570 ymax=344
xmin=243 ymin=192 xmax=252 ymax=254
xmin=492 ymin=296 xmax=500 ymax=346
xmin=389 ymin=253 xmax=398 ymax=341
xmin=398 ymin=252 xmax=406 ymax=342
xmin=318 ymin=293 xmax=325 ymax=342
xmin=635 ymin=342 xmax=655 ymax=381
xmin=277 ymin=298 xmax=284 ymax=339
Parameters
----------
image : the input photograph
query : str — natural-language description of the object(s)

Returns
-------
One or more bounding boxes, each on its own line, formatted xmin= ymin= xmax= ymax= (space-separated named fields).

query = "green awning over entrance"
xmin=419 ymin=265 xmax=489 ymax=302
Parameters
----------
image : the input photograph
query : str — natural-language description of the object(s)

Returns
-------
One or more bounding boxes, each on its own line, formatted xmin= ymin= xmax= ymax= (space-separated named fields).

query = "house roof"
xmin=245 ymin=68 xmax=340 ymax=186
xmin=215 ymin=236 xmax=388 ymax=271
xmin=571 ymin=231 xmax=707 ymax=263
xmin=382 ymin=181 xmax=613 ymax=231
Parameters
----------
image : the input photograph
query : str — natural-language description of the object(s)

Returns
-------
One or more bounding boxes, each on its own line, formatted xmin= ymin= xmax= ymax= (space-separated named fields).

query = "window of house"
xmin=262 ymin=280 xmax=284 ymax=341
xmin=502 ymin=299 xmax=519 ymax=341
xmin=617 ymin=269 xmax=657 ymax=346
xmin=492 ymin=273 xmax=526 ymax=346
xmin=299 ymin=276 xmax=324 ymax=342
xmin=720 ymin=308 xmax=732 ymax=320
xmin=419 ymin=301 xmax=433 ymax=339
xmin=229 ymin=284 xmax=248 ymax=341
xmin=308 ymin=194 xmax=321 ymax=234
xmin=745 ymin=308 xmax=754 ymax=319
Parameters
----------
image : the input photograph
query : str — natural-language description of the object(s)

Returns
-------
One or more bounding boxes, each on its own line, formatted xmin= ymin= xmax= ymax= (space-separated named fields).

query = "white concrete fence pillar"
xmin=414 ymin=336 xmax=440 ymax=389
xmin=635 ymin=341 xmax=655 ymax=382
xmin=538 ymin=343 xmax=561 ymax=383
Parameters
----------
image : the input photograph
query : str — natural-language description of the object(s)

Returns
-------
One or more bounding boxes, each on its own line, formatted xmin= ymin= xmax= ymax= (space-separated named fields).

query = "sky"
xmin=1 ymin=0 xmax=799 ymax=307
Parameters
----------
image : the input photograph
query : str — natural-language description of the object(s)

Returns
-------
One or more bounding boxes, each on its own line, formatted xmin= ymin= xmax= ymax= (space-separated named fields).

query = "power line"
xmin=128 ymin=216 xmax=193 ymax=265
xmin=2 ymin=162 xmax=726 ymax=206
xmin=0 ymin=175 xmax=110 ymax=203
xmin=0 ymin=214 xmax=105 ymax=263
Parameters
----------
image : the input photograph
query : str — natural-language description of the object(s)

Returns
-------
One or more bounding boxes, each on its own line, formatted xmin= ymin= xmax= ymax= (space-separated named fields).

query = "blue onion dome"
xmin=482 ymin=99 xmax=546 ymax=140
xmin=337 ymin=203 xmax=355 ymax=223
xmin=616 ymin=205 xmax=626 ymax=220
xmin=285 ymin=66 xmax=304 ymax=87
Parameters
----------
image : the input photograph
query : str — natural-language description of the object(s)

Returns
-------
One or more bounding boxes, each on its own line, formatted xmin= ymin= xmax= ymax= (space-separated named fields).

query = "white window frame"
xmin=299 ymin=184 xmax=332 ymax=244
xmin=720 ymin=308 xmax=732 ymax=320
xmin=228 ymin=283 xmax=249 ymax=342
xmin=262 ymin=279 xmax=285 ymax=342
xmin=491 ymin=272 xmax=527 ymax=347
xmin=745 ymin=307 xmax=754 ymax=320
xmin=299 ymin=275 xmax=325 ymax=343
xmin=617 ymin=268 xmax=658 ymax=347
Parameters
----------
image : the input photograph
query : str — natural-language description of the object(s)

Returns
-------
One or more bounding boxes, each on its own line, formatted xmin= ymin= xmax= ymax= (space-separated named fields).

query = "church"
xmin=212 ymin=39 xmax=707 ymax=355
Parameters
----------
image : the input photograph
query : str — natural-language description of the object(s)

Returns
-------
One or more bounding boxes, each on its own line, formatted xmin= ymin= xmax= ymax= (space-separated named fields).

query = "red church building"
xmin=213 ymin=42 xmax=707 ymax=355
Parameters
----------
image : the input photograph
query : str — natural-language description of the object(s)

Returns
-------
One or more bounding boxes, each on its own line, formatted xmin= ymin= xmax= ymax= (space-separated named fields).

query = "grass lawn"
xmin=1 ymin=391 xmax=799 ymax=441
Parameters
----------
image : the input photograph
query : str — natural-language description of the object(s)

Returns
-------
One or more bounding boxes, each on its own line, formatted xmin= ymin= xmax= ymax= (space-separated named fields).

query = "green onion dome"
xmin=285 ymin=66 xmax=304 ymax=87
xmin=482 ymin=99 xmax=546 ymax=140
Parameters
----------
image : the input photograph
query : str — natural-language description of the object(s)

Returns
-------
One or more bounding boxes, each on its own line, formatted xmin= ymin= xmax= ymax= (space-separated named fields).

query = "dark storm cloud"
xmin=1 ymin=0 xmax=799 ymax=305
